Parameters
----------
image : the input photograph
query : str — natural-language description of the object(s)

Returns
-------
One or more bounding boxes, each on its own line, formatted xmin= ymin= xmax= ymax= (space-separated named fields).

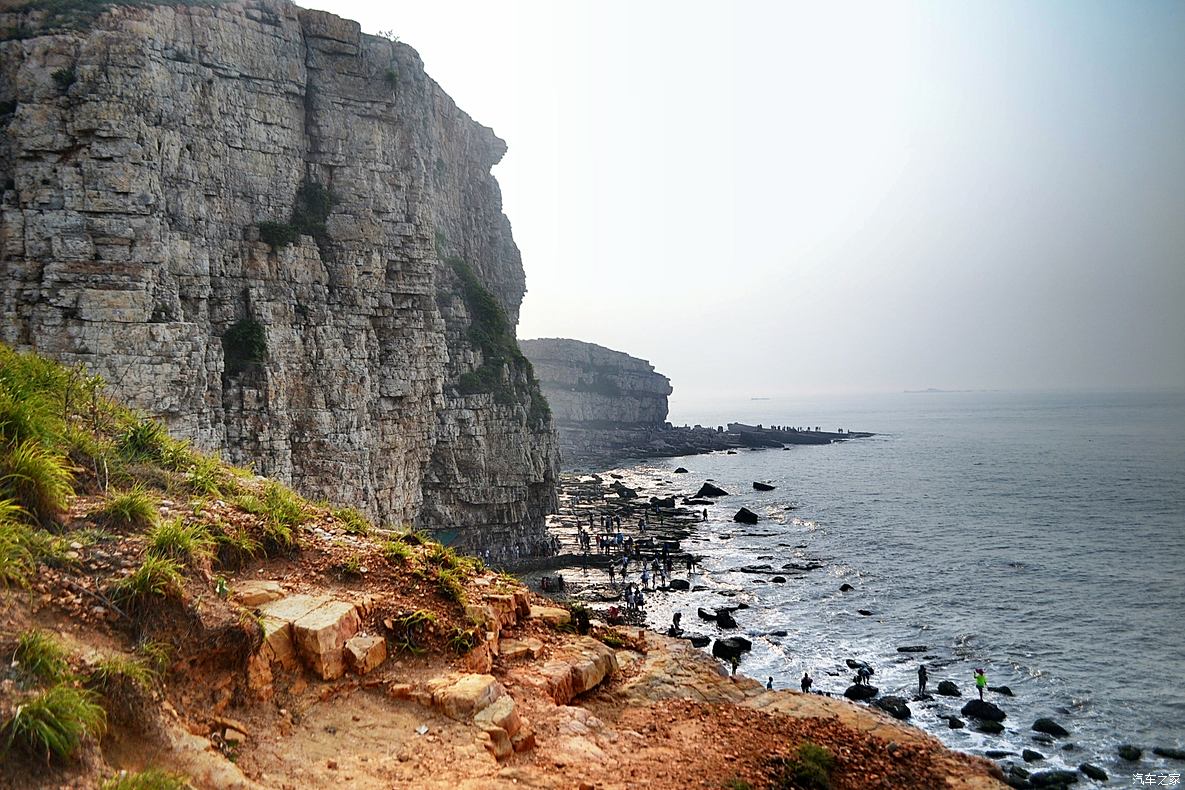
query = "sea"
xmin=605 ymin=390 xmax=1185 ymax=784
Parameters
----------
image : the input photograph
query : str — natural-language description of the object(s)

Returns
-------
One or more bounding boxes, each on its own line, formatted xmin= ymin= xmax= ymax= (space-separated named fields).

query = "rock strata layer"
xmin=0 ymin=0 xmax=558 ymax=553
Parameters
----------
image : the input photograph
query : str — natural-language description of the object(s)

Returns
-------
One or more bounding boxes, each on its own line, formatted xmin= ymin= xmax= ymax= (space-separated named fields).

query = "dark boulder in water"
xmin=733 ymin=507 xmax=759 ymax=524
xmin=946 ymin=715 xmax=965 ymax=729
xmin=975 ymin=720 xmax=1005 ymax=735
xmin=697 ymin=607 xmax=717 ymax=621
xmin=1028 ymin=769 xmax=1079 ymax=786
xmin=771 ymin=576 xmax=786 ymax=583
xmin=936 ymin=680 xmax=961 ymax=697
xmin=767 ymin=630 xmax=787 ymax=637
xmin=684 ymin=498 xmax=713 ymax=506
xmin=990 ymin=685 xmax=1015 ymax=697
xmin=1117 ymin=744 xmax=1142 ymax=761
xmin=1078 ymin=764 xmax=1107 ymax=782
xmin=1032 ymin=733 xmax=1056 ymax=745
xmin=874 ymin=696 xmax=911 ymax=720
xmin=1154 ymin=746 xmax=1185 ymax=761
xmin=896 ymin=645 xmax=928 ymax=653
xmin=649 ymin=496 xmax=676 ymax=508
xmin=1032 ymin=718 xmax=1068 ymax=737
xmin=695 ymin=482 xmax=730 ymax=498
xmin=843 ymin=684 xmax=879 ymax=701
xmin=715 ymin=609 xmax=738 ymax=629
xmin=726 ymin=450 xmax=737 ymax=454
xmin=752 ymin=481 xmax=776 ymax=491
xmin=857 ymin=609 xmax=874 ymax=616
xmin=839 ymin=583 xmax=854 ymax=592
xmin=961 ymin=699 xmax=1007 ymax=722
xmin=674 ymin=467 xmax=689 ymax=473
xmin=682 ymin=634 xmax=710 ymax=648
xmin=711 ymin=636 xmax=752 ymax=660
xmin=985 ymin=750 xmax=1016 ymax=759
xmin=1022 ymin=749 xmax=1045 ymax=763
xmin=669 ymin=578 xmax=690 ymax=591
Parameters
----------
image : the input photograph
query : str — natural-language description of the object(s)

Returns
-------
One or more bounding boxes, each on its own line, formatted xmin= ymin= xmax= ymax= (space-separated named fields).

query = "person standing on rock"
xmin=801 ymin=672 xmax=813 ymax=693
xmin=766 ymin=677 xmax=774 ymax=689
xmin=608 ymin=563 xmax=616 ymax=585
xmin=917 ymin=664 xmax=928 ymax=696
xmin=974 ymin=668 xmax=987 ymax=701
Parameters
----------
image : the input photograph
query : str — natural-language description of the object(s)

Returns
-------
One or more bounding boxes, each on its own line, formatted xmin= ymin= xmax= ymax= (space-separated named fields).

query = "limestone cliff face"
xmin=0 ymin=0 xmax=557 ymax=551
xmin=520 ymin=338 xmax=692 ymax=467
xmin=519 ymin=338 xmax=672 ymax=426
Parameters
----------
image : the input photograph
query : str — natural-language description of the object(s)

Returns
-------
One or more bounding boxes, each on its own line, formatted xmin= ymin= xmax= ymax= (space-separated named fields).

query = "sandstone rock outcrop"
xmin=0 ymin=0 xmax=557 ymax=554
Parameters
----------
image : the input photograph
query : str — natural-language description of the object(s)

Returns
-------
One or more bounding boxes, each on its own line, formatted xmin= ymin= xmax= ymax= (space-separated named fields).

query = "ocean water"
xmin=612 ymin=390 xmax=1185 ymax=782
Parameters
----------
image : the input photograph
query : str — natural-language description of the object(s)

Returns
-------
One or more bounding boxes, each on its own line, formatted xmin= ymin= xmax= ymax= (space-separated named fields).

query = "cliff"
xmin=521 ymin=338 xmax=740 ymax=466
xmin=0 ymin=0 xmax=557 ymax=552
xmin=518 ymin=338 xmax=672 ymax=426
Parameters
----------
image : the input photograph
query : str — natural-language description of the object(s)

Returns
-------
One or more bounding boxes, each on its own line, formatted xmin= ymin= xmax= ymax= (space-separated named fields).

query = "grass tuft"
xmin=1 ymin=684 xmax=105 ymax=761
xmin=14 ymin=629 xmax=71 ymax=684
xmin=0 ymin=499 xmax=34 ymax=589
xmin=435 ymin=567 xmax=467 ymax=605
xmin=234 ymin=481 xmax=304 ymax=554
xmin=111 ymin=555 xmax=184 ymax=609
xmin=380 ymin=539 xmax=412 ymax=563
xmin=0 ymin=439 xmax=74 ymax=525
xmin=116 ymin=417 xmax=169 ymax=463
xmin=146 ymin=518 xmax=215 ymax=566
xmin=212 ymin=522 xmax=260 ymax=569
xmin=95 ymin=485 xmax=156 ymax=530
xmin=333 ymin=506 xmax=370 ymax=536
xmin=101 ymin=768 xmax=190 ymax=790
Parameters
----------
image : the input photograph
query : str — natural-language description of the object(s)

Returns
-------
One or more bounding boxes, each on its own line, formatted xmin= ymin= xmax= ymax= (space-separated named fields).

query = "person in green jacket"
xmin=974 ymin=668 xmax=988 ymax=701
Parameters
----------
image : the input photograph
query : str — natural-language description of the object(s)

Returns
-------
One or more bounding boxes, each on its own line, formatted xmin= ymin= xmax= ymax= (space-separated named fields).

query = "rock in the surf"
xmin=697 ymin=607 xmax=717 ymax=621
xmin=695 ymin=483 xmax=730 ymax=498
xmin=843 ymin=684 xmax=879 ymax=701
xmin=1022 ymin=749 xmax=1045 ymax=763
xmin=839 ymin=583 xmax=854 ymax=592
xmin=771 ymin=576 xmax=786 ymax=583
xmin=1078 ymin=763 xmax=1107 ymax=782
xmin=669 ymin=578 xmax=689 ymax=591
xmin=752 ymin=482 xmax=776 ymax=491
xmin=674 ymin=467 xmax=689 ymax=473
xmin=1032 ymin=718 xmax=1069 ymax=737
xmin=1028 ymin=769 xmax=1079 ymax=786
xmin=711 ymin=637 xmax=752 ymax=661
xmin=857 ymin=609 xmax=873 ymax=616
xmin=961 ymin=699 xmax=1007 ymax=722
xmin=1117 ymin=744 xmax=1142 ymax=761
xmin=733 ymin=507 xmax=759 ymax=524
xmin=975 ymin=720 xmax=1005 ymax=735
xmin=649 ymin=496 xmax=677 ymax=508
xmin=990 ymin=685 xmax=1015 ymax=697
xmin=936 ymin=680 xmax=961 ymax=697
xmin=682 ymin=634 xmax=710 ymax=648
xmin=946 ymin=715 xmax=965 ymax=729
xmin=715 ymin=609 xmax=738 ymax=629
xmin=874 ymin=696 xmax=911 ymax=720
xmin=896 ymin=645 xmax=928 ymax=653
xmin=1154 ymin=746 xmax=1185 ymax=761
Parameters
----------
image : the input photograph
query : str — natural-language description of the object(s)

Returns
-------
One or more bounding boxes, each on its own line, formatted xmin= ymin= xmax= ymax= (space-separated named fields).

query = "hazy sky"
xmin=310 ymin=0 xmax=1185 ymax=398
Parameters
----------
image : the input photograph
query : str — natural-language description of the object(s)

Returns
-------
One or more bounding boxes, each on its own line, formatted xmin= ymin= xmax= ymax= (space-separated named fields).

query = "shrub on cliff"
xmin=221 ymin=318 xmax=267 ymax=375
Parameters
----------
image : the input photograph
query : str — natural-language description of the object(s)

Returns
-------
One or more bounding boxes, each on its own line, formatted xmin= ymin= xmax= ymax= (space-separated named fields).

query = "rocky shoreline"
xmin=508 ymin=464 xmax=1179 ymax=789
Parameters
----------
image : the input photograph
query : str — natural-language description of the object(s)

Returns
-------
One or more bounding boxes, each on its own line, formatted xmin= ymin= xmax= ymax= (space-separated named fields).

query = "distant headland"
xmin=520 ymin=338 xmax=873 ymax=468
